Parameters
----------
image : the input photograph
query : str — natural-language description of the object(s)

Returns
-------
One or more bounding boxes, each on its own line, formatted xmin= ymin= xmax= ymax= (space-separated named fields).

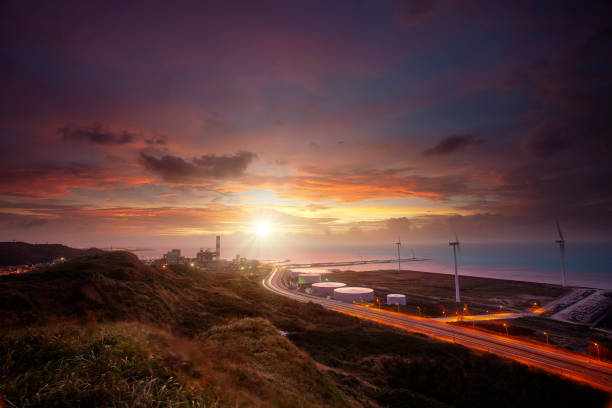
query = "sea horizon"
xmin=131 ymin=241 xmax=612 ymax=290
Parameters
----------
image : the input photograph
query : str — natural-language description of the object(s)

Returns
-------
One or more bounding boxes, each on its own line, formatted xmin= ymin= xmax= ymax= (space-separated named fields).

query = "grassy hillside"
xmin=0 ymin=242 xmax=104 ymax=266
xmin=0 ymin=252 xmax=608 ymax=407
xmin=0 ymin=319 xmax=345 ymax=408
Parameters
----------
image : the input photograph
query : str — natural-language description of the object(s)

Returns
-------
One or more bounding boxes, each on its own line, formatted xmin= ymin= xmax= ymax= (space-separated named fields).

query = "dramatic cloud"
xmin=1 ymin=1 xmax=611 ymax=246
xmin=0 ymin=163 xmax=149 ymax=199
xmin=59 ymin=123 xmax=137 ymax=145
xmin=243 ymin=167 xmax=471 ymax=203
xmin=522 ymin=124 xmax=571 ymax=158
xmin=0 ymin=212 xmax=49 ymax=229
xmin=144 ymin=136 xmax=167 ymax=146
xmin=422 ymin=134 xmax=483 ymax=157
xmin=140 ymin=151 xmax=257 ymax=182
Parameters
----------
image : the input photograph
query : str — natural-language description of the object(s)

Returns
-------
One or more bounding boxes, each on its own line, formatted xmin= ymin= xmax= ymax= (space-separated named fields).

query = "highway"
xmin=263 ymin=268 xmax=612 ymax=391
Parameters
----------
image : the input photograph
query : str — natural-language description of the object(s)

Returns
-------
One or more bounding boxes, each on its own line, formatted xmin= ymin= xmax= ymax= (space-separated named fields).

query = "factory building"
xmin=312 ymin=282 xmax=346 ymax=297
xmin=164 ymin=235 xmax=221 ymax=268
xmin=333 ymin=287 xmax=374 ymax=303
xmin=163 ymin=249 xmax=182 ymax=264
xmin=193 ymin=235 xmax=222 ymax=266
xmin=196 ymin=248 xmax=215 ymax=265
xmin=386 ymin=294 xmax=406 ymax=305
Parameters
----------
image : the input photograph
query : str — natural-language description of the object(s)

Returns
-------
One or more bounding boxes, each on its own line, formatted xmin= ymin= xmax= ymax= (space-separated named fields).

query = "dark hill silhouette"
xmin=0 ymin=241 xmax=104 ymax=266
xmin=0 ymin=251 xmax=217 ymax=328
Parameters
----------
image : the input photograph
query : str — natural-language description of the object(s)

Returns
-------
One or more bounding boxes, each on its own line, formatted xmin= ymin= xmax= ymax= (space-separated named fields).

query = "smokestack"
xmin=216 ymin=235 xmax=220 ymax=258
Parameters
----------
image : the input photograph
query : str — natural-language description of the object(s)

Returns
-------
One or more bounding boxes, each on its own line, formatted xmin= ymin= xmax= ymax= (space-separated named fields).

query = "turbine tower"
xmin=449 ymin=237 xmax=460 ymax=303
xmin=556 ymin=221 xmax=566 ymax=287
xmin=395 ymin=239 xmax=401 ymax=272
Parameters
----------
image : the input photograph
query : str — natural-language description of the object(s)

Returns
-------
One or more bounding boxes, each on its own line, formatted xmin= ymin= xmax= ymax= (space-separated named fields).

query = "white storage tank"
xmin=333 ymin=287 xmax=374 ymax=303
xmin=312 ymin=282 xmax=346 ymax=297
xmin=298 ymin=273 xmax=321 ymax=284
xmin=387 ymin=294 xmax=406 ymax=305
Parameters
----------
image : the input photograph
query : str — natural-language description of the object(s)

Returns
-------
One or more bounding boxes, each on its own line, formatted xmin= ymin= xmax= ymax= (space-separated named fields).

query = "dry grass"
xmin=0 ymin=319 xmax=348 ymax=408
xmin=0 ymin=252 xmax=608 ymax=408
xmin=197 ymin=318 xmax=346 ymax=407
xmin=0 ymin=322 xmax=212 ymax=407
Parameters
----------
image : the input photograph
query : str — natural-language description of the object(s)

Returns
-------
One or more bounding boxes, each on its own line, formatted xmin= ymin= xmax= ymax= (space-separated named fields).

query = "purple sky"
xmin=1 ymin=0 xmax=611 ymax=249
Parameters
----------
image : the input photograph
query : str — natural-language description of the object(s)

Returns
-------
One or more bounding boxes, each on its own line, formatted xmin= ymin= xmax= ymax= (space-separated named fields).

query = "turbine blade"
xmin=556 ymin=221 xmax=565 ymax=241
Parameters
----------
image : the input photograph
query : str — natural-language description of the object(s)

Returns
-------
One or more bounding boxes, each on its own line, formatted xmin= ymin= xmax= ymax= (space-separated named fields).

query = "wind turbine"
xmin=556 ymin=221 xmax=566 ymax=287
xmin=395 ymin=239 xmax=401 ymax=272
xmin=449 ymin=236 xmax=460 ymax=303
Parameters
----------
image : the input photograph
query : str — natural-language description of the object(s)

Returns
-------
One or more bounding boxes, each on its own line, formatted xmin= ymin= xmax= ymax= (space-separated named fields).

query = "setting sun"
xmin=255 ymin=221 xmax=270 ymax=237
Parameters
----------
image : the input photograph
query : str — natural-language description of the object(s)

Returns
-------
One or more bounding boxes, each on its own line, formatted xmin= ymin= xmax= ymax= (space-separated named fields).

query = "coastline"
xmin=295 ymin=263 xmax=612 ymax=290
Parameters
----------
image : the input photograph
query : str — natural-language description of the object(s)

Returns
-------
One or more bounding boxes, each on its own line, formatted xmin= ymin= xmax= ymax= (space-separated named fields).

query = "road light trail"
xmin=262 ymin=268 xmax=612 ymax=391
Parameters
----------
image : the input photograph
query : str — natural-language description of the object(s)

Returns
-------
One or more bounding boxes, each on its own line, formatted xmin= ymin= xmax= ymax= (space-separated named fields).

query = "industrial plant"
xmin=160 ymin=235 xmax=221 ymax=267
xmin=333 ymin=287 xmax=375 ymax=303
xmin=387 ymin=293 xmax=406 ymax=306
xmin=311 ymin=282 xmax=346 ymax=297
xmin=286 ymin=268 xmax=381 ymax=304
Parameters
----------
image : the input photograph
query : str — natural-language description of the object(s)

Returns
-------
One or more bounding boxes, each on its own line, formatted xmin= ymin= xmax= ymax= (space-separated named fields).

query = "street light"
xmin=593 ymin=342 xmax=601 ymax=360
xmin=543 ymin=331 xmax=549 ymax=345
xmin=503 ymin=323 xmax=509 ymax=336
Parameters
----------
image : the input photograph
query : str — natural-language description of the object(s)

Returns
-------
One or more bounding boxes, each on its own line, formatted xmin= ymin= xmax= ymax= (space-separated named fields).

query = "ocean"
xmin=132 ymin=241 xmax=612 ymax=289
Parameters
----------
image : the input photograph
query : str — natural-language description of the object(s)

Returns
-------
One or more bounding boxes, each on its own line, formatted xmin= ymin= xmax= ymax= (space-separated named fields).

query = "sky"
xmin=1 ymin=0 xmax=611 ymax=251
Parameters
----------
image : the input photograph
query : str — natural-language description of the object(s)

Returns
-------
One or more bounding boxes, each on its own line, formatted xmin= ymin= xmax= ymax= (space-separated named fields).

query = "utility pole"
xmin=395 ymin=239 xmax=401 ymax=272
xmin=449 ymin=239 xmax=460 ymax=303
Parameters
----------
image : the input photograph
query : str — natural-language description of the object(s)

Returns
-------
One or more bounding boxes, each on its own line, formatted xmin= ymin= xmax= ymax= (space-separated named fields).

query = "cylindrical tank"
xmin=333 ymin=287 xmax=374 ymax=303
xmin=298 ymin=273 xmax=321 ymax=284
xmin=312 ymin=282 xmax=346 ymax=297
xmin=386 ymin=294 xmax=406 ymax=305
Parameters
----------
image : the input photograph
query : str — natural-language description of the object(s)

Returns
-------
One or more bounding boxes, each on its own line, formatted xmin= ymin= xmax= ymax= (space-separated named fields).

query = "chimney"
xmin=216 ymin=235 xmax=220 ymax=258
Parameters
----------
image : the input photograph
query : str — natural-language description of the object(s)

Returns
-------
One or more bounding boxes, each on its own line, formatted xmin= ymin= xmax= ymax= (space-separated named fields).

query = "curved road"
xmin=263 ymin=268 xmax=612 ymax=391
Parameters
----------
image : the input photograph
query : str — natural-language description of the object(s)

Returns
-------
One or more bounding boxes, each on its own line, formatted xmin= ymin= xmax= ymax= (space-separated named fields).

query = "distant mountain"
xmin=0 ymin=242 xmax=104 ymax=266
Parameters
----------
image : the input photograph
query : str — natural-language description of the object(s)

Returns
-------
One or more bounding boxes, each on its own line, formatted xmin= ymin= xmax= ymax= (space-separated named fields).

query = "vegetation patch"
xmin=0 ymin=252 xmax=608 ymax=407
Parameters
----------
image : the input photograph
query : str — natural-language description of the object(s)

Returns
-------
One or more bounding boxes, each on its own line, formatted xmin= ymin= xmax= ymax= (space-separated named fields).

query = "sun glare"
xmin=256 ymin=221 xmax=270 ymax=237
